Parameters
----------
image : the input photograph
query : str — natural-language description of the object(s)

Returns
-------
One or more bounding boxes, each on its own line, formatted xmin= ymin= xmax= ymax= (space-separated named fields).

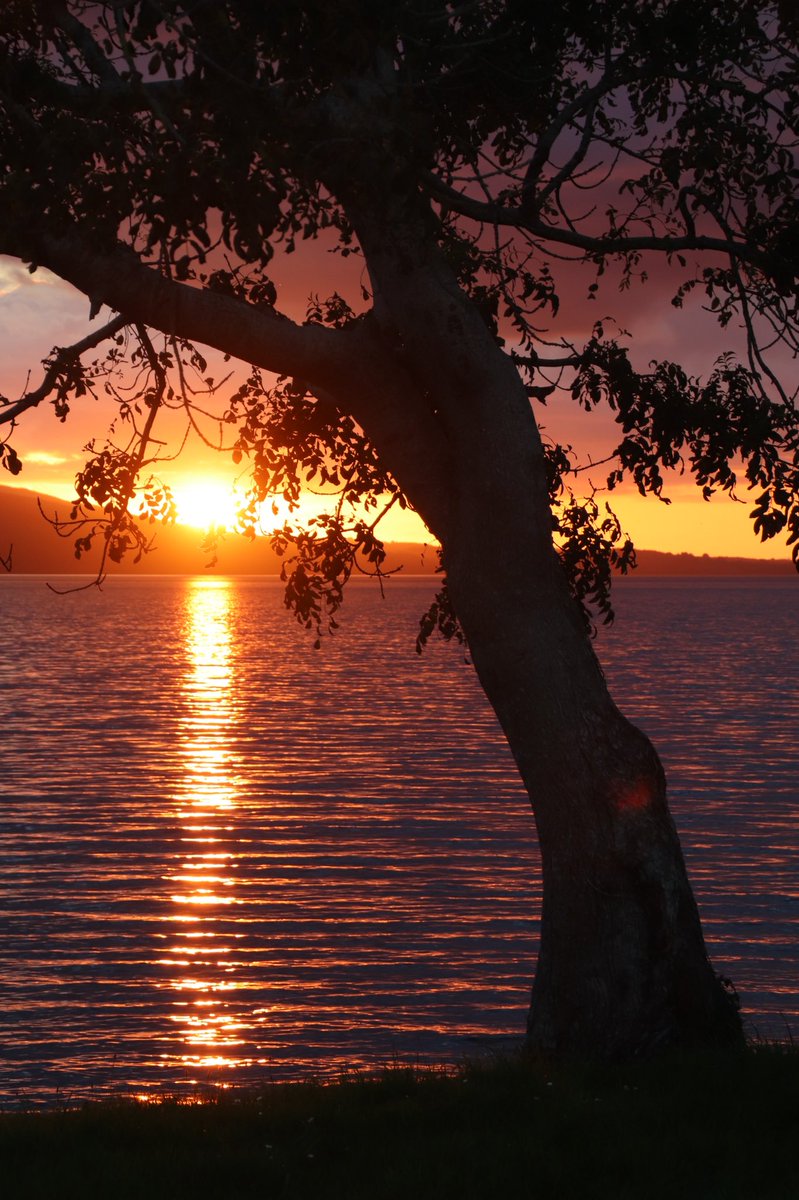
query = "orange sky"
xmin=0 ymin=250 xmax=791 ymax=559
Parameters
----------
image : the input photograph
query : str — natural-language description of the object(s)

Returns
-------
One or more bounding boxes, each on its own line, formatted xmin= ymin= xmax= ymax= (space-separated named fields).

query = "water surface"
xmin=0 ymin=575 xmax=796 ymax=1106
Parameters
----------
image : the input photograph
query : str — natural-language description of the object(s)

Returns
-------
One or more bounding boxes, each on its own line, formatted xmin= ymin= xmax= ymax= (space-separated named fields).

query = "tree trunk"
xmin=437 ymin=386 xmax=743 ymax=1056
xmin=446 ymin=547 xmax=742 ymax=1058
xmin=334 ymin=175 xmax=743 ymax=1058
xmin=430 ymin=351 xmax=742 ymax=1058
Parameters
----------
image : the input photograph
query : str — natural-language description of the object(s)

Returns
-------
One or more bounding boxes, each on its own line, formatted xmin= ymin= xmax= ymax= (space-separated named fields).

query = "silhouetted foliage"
xmin=1 ymin=1 xmax=796 ymax=625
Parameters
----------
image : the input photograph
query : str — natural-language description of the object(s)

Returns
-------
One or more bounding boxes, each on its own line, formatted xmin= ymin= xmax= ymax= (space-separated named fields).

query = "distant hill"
xmin=0 ymin=484 xmax=794 ymax=577
xmin=632 ymin=548 xmax=794 ymax=576
xmin=0 ymin=484 xmax=439 ymax=576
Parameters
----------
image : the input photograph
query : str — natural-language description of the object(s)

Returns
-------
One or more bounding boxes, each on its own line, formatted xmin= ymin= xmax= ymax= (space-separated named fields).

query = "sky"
xmin=0 ymin=246 xmax=793 ymax=559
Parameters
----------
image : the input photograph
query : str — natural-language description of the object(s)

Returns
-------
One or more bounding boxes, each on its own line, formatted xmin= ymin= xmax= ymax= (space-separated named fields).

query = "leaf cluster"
xmin=223 ymin=366 xmax=405 ymax=638
xmin=572 ymin=328 xmax=799 ymax=565
xmin=42 ymin=443 xmax=153 ymax=566
xmin=276 ymin=512 xmax=394 ymax=647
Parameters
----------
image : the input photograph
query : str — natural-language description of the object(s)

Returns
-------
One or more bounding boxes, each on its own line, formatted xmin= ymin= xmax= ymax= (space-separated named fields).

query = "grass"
xmin=2 ymin=1045 xmax=798 ymax=1199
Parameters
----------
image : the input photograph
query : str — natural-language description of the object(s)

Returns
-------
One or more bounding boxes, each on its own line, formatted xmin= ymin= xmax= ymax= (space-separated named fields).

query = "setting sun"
xmin=170 ymin=479 xmax=301 ymax=535
xmin=172 ymin=480 xmax=241 ymax=531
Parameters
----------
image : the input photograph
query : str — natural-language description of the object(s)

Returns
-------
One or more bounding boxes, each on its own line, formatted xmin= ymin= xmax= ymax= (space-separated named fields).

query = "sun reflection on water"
xmin=161 ymin=578 xmax=257 ymax=1074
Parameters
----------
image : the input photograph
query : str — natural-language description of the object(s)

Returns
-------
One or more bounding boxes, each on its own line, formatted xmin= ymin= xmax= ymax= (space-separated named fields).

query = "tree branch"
xmin=0 ymin=232 xmax=356 ymax=389
xmin=521 ymin=69 xmax=621 ymax=216
xmin=0 ymin=231 xmax=454 ymax=542
xmin=31 ymin=75 xmax=192 ymax=115
xmin=47 ymin=2 xmax=122 ymax=85
xmin=423 ymin=172 xmax=779 ymax=278
xmin=0 ymin=314 xmax=127 ymax=426
xmin=531 ymin=98 xmax=600 ymax=217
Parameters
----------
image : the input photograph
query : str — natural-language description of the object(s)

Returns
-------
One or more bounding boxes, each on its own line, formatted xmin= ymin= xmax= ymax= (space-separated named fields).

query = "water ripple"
xmin=0 ymin=574 xmax=796 ymax=1106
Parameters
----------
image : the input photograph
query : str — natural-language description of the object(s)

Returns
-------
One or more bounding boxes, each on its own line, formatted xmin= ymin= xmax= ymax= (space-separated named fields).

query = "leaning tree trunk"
xmin=439 ymin=377 xmax=742 ymax=1058
xmin=444 ymin=518 xmax=742 ymax=1057
xmin=334 ymin=168 xmax=743 ymax=1059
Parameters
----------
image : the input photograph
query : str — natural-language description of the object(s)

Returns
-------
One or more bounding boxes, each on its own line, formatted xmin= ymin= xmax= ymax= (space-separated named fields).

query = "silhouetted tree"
xmin=2 ymin=1 xmax=798 ymax=1058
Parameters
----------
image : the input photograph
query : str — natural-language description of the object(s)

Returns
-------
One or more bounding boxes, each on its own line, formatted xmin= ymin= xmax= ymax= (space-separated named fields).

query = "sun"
xmin=172 ymin=480 xmax=241 ymax=531
xmin=169 ymin=478 xmax=299 ymax=535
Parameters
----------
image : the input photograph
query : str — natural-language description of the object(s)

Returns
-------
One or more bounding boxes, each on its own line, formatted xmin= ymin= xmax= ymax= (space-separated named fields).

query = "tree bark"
xmin=445 ymin=534 xmax=742 ymax=1058
xmin=428 ymin=351 xmax=742 ymax=1058
xmin=339 ymin=187 xmax=743 ymax=1058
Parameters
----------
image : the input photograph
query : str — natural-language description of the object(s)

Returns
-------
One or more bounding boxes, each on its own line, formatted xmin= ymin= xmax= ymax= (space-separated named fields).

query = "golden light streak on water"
xmin=164 ymin=578 xmax=253 ymax=1072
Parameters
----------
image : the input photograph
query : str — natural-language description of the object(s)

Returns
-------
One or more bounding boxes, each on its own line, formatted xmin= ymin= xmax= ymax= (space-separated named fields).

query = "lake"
xmin=0 ymin=574 xmax=797 ymax=1107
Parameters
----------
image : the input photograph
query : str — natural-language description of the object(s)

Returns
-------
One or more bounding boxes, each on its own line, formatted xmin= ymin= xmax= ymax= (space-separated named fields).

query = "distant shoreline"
xmin=3 ymin=561 xmax=796 ymax=583
xmin=2 ymin=484 xmax=795 ymax=577
xmin=626 ymin=549 xmax=795 ymax=576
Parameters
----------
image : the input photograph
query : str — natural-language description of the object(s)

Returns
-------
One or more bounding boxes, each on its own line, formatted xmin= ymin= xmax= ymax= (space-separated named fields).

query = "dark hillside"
xmin=1 ymin=485 xmax=794 ymax=577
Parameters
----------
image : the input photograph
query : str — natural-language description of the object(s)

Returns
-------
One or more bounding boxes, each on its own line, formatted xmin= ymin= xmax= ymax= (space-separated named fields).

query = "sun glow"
xmin=172 ymin=479 xmax=241 ymax=530
xmin=163 ymin=473 xmax=433 ymax=543
xmin=170 ymin=477 xmax=308 ymax=536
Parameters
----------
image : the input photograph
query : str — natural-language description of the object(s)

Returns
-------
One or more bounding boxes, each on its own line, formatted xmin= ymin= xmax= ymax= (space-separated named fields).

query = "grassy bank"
xmin=2 ymin=1046 xmax=798 ymax=1199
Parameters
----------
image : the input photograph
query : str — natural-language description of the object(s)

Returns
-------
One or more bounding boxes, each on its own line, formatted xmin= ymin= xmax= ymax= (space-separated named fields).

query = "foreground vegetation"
xmin=2 ymin=1046 xmax=798 ymax=1199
